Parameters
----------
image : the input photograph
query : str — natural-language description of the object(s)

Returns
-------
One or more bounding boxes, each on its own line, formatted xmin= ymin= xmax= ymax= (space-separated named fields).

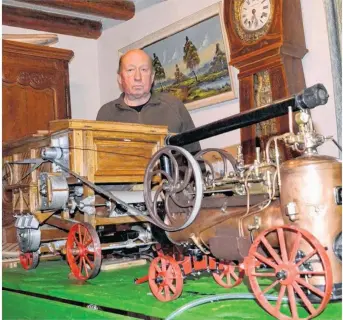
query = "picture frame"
xmin=119 ymin=2 xmax=236 ymax=111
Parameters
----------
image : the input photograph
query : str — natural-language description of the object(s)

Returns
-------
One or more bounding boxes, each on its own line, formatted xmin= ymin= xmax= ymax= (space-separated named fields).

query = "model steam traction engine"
xmin=137 ymin=83 xmax=342 ymax=320
xmin=3 ymin=83 xmax=341 ymax=320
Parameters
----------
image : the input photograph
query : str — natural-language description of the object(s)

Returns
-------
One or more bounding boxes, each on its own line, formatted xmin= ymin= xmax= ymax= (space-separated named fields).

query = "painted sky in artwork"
xmin=143 ymin=14 xmax=228 ymax=79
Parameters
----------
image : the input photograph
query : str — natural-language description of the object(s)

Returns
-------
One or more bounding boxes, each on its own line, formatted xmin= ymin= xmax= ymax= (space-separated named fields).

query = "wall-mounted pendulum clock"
xmin=223 ymin=0 xmax=308 ymax=163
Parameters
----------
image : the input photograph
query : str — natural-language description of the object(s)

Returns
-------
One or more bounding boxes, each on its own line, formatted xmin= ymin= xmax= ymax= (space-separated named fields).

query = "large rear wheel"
xmin=247 ymin=225 xmax=333 ymax=320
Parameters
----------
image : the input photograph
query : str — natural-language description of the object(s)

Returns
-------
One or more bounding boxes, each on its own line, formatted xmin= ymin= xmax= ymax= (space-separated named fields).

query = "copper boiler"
xmin=280 ymin=154 xmax=342 ymax=290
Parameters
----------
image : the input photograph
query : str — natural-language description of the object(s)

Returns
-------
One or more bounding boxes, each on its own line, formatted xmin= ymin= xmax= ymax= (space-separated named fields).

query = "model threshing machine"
xmin=3 ymin=121 xmax=169 ymax=276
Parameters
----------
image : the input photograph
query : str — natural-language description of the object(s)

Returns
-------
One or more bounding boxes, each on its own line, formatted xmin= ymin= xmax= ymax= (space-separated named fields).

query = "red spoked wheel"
xmin=66 ymin=223 xmax=102 ymax=281
xmin=212 ymin=261 xmax=244 ymax=288
xmin=148 ymin=255 xmax=183 ymax=302
xmin=247 ymin=225 xmax=333 ymax=320
xmin=19 ymin=251 xmax=39 ymax=270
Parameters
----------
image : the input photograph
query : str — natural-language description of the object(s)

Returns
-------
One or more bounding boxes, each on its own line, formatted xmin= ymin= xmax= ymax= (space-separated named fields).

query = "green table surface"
xmin=2 ymin=260 xmax=342 ymax=320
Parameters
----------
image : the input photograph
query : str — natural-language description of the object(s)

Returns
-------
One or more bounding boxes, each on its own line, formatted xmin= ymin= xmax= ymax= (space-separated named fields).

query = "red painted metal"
xmin=212 ymin=261 xmax=244 ymax=288
xmin=19 ymin=251 xmax=39 ymax=270
xmin=66 ymin=223 xmax=101 ymax=281
xmin=193 ymin=255 xmax=208 ymax=270
xmin=143 ymin=252 xmax=247 ymax=295
xmin=208 ymin=256 xmax=217 ymax=270
xmin=134 ymin=275 xmax=149 ymax=284
xmin=148 ymin=255 xmax=183 ymax=302
xmin=247 ymin=225 xmax=333 ymax=320
xmin=180 ymin=256 xmax=193 ymax=274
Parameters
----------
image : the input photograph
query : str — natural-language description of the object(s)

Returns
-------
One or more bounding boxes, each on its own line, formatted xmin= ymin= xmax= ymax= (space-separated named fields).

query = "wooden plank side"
xmin=49 ymin=119 xmax=168 ymax=135
xmin=83 ymin=130 xmax=96 ymax=226
xmin=69 ymin=130 xmax=84 ymax=176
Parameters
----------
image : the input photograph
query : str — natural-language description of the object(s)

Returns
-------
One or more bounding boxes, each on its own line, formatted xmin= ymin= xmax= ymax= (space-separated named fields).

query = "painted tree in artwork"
xmin=152 ymin=53 xmax=166 ymax=90
xmin=174 ymin=64 xmax=187 ymax=83
xmin=183 ymin=36 xmax=200 ymax=82
xmin=208 ymin=43 xmax=228 ymax=73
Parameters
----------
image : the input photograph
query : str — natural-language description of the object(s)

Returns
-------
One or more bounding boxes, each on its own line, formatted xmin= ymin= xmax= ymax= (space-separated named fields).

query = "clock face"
xmin=240 ymin=0 xmax=271 ymax=32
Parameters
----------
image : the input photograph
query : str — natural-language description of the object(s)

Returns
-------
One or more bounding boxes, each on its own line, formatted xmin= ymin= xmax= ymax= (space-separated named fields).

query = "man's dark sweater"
xmin=97 ymin=92 xmax=201 ymax=154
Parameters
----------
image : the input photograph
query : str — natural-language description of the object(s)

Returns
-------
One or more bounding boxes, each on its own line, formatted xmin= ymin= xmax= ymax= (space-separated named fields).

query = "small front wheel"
xmin=212 ymin=261 xmax=244 ymax=288
xmin=148 ymin=255 xmax=183 ymax=302
xmin=66 ymin=223 xmax=102 ymax=281
xmin=20 ymin=251 xmax=39 ymax=270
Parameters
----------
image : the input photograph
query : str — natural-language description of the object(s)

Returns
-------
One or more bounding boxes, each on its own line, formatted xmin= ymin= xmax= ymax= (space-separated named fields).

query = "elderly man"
xmin=96 ymin=49 xmax=200 ymax=154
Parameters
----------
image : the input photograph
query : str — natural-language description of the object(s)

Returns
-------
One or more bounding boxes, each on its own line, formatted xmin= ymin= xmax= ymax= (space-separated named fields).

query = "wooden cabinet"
xmin=2 ymin=39 xmax=74 ymax=144
xmin=2 ymin=40 xmax=73 ymax=244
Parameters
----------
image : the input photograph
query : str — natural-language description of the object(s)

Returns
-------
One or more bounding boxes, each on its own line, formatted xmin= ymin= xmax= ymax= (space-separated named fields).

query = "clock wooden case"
xmin=223 ymin=0 xmax=308 ymax=163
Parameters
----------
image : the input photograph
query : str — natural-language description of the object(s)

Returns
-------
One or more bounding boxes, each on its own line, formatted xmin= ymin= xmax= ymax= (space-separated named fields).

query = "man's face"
xmin=118 ymin=51 xmax=155 ymax=99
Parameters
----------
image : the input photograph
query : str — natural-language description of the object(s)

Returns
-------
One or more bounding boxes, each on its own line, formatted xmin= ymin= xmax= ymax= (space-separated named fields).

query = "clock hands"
xmin=250 ymin=9 xmax=258 ymax=29
xmin=252 ymin=9 xmax=258 ymax=27
xmin=242 ymin=0 xmax=270 ymax=31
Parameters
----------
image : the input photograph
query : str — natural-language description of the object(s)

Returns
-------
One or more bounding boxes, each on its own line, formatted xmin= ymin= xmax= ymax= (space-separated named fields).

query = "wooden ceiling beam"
xmin=16 ymin=0 xmax=135 ymax=20
xmin=3 ymin=5 xmax=102 ymax=39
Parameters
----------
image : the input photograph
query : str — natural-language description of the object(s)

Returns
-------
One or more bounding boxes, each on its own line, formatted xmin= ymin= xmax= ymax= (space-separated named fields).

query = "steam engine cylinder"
xmin=166 ymin=199 xmax=284 ymax=261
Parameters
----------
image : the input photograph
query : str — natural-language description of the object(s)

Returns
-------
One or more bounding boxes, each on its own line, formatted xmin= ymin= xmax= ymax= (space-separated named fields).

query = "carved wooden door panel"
xmin=2 ymin=40 xmax=74 ymax=143
xmin=2 ymin=40 xmax=73 ymax=244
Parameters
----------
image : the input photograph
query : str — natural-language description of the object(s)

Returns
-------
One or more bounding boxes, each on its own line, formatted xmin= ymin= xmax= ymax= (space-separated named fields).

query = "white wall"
xmin=98 ymin=0 xmax=339 ymax=157
xmin=300 ymin=0 xmax=338 ymax=157
xmin=2 ymin=26 xmax=101 ymax=120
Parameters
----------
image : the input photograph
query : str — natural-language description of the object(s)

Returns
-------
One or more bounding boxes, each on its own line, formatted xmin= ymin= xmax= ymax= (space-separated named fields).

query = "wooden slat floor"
xmin=2 ymin=259 xmax=342 ymax=320
xmin=2 ymin=242 xmax=20 ymax=269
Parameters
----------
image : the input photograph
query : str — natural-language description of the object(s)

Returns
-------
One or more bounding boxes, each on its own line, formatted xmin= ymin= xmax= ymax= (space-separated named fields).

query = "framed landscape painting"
xmin=119 ymin=2 xmax=236 ymax=111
